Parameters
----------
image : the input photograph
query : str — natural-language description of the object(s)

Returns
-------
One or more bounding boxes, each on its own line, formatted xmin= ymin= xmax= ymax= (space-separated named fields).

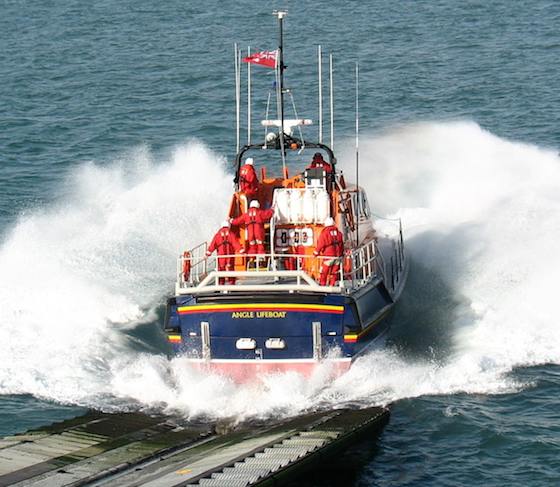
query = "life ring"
xmin=182 ymin=251 xmax=191 ymax=281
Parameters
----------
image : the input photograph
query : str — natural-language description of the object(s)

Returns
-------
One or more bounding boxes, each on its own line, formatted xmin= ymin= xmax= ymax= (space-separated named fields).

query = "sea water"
xmin=1 ymin=1 xmax=559 ymax=485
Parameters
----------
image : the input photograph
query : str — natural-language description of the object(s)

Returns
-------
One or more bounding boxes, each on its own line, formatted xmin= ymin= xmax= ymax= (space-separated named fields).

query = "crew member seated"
xmin=306 ymin=152 xmax=333 ymax=174
xmin=239 ymin=157 xmax=259 ymax=199
xmin=305 ymin=152 xmax=333 ymax=190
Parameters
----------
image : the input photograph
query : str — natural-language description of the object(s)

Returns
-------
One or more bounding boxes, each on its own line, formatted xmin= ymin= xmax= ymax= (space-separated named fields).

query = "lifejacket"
xmin=208 ymin=227 xmax=241 ymax=257
xmin=215 ymin=229 xmax=235 ymax=255
xmin=321 ymin=227 xmax=344 ymax=257
xmin=247 ymin=208 xmax=260 ymax=243
xmin=231 ymin=207 xmax=273 ymax=245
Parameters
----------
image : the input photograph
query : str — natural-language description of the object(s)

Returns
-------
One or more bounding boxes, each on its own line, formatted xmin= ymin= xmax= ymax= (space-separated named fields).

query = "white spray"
xmin=1 ymin=123 xmax=559 ymax=420
xmin=0 ymin=142 xmax=231 ymax=405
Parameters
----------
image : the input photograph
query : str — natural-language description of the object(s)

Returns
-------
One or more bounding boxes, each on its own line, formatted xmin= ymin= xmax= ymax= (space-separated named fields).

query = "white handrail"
xmin=176 ymin=235 xmax=398 ymax=295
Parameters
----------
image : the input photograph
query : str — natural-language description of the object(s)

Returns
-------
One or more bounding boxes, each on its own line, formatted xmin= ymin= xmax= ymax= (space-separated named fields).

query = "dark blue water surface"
xmin=1 ymin=1 xmax=560 ymax=485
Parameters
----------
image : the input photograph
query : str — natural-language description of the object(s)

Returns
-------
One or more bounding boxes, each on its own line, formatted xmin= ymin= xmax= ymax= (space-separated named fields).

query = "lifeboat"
xmin=163 ymin=12 xmax=408 ymax=382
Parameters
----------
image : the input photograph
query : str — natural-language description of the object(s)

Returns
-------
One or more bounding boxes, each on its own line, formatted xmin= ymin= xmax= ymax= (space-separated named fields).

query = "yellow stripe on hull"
xmin=177 ymin=303 xmax=344 ymax=313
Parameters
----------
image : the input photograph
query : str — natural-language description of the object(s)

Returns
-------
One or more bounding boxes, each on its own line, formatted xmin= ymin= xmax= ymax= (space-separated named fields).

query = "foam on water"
xmin=0 ymin=141 xmax=231 ymax=405
xmin=335 ymin=120 xmax=560 ymax=403
xmin=1 ymin=122 xmax=559 ymax=419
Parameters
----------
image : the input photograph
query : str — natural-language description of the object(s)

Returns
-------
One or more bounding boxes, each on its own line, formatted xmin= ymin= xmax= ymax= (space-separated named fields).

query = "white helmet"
xmin=250 ymin=200 xmax=260 ymax=208
xmin=324 ymin=217 xmax=335 ymax=226
xmin=245 ymin=157 xmax=254 ymax=165
xmin=221 ymin=220 xmax=230 ymax=228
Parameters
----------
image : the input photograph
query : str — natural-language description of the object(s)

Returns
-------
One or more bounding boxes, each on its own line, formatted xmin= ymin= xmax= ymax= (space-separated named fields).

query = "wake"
xmin=1 ymin=122 xmax=559 ymax=420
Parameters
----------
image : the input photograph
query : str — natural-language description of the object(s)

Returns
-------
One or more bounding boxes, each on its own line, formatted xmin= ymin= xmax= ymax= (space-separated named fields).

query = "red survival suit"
xmin=282 ymin=245 xmax=304 ymax=271
xmin=232 ymin=206 xmax=274 ymax=255
xmin=313 ymin=223 xmax=344 ymax=286
xmin=239 ymin=162 xmax=259 ymax=198
xmin=206 ymin=225 xmax=244 ymax=284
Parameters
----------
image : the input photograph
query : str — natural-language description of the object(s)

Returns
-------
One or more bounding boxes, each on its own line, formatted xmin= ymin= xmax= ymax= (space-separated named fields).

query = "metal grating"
xmin=187 ymin=429 xmax=343 ymax=487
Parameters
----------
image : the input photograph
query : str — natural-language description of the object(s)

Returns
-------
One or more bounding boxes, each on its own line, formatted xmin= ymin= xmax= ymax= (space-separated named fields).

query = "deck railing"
xmin=175 ymin=227 xmax=405 ymax=295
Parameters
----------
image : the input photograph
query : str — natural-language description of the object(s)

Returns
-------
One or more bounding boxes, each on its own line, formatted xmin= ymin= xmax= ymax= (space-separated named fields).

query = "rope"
xmin=288 ymin=92 xmax=305 ymax=151
xmin=275 ymin=63 xmax=287 ymax=173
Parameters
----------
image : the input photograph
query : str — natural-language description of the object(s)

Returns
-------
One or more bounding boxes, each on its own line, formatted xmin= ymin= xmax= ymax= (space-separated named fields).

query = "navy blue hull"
xmin=164 ymin=278 xmax=396 ymax=366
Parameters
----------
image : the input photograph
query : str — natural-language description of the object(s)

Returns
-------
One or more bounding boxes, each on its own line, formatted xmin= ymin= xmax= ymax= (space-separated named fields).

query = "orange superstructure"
xmin=226 ymin=160 xmax=374 ymax=283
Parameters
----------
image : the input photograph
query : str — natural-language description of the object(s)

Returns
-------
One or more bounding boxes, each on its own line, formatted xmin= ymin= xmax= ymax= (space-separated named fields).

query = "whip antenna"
xmin=234 ymin=43 xmax=241 ymax=153
xmin=247 ymin=46 xmax=251 ymax=144
xmin=329 ymin=53 xmax=334 ymax=150
xmin=355 ymin=61 xmax=360 ymax=247
xmin=318 ymin=45 xmax=323 ymax=143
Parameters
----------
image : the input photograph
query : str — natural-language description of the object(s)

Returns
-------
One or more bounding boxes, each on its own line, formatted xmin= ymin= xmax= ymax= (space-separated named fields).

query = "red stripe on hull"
xmin=186 ymin=360 xmax=351 ymax=383
xmin=178 ymin=308 xmax=343 ymax=315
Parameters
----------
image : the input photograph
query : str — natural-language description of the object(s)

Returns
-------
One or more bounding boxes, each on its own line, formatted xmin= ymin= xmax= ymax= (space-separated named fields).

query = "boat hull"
xmin=184 ymin=357 xmax=352 ymax=382
xmin=164 ymin=272 xmax=402 ymax=381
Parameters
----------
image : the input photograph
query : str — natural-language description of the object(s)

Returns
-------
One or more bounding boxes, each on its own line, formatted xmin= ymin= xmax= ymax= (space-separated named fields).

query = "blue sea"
xmin=1 ymin=1 xmax=560 ymax=485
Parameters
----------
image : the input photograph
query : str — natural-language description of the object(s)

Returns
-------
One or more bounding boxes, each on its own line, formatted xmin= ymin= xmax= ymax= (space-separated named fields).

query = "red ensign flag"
xmin=243 ymin=50 xmax=278 ymax=69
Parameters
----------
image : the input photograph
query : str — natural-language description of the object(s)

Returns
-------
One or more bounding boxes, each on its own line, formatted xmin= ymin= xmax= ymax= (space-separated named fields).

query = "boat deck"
xmin=177 ymin=233 xmax=405 ymax=297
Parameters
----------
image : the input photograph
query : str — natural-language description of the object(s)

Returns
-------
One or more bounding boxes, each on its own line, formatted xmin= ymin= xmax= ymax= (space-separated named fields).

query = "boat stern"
xmin=164 ymin=294 xmax=357 ymax=380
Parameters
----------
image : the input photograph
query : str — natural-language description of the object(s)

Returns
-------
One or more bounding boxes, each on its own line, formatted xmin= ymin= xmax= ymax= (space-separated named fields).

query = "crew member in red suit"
xmin=239 ymin=157 xmax=259 ymax=198
xmin=313 ymin=216 xmax=344 ymax=286
xmin=206 ymin=220 xmax=244 ymax=284
xmin=283 ymin=244 xmax=304 ymax=271
xmin=231 ymin=200 xmax=274 ymax=255
xmin=306 ymin=152 xmax=333 ymax=174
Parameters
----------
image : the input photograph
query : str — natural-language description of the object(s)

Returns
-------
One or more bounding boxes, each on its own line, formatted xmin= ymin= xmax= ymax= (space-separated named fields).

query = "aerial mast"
xmin=329 ymin=53 xmax=334 ymax=150
xmin=355 ymin=62 xmax=360 ymax=247
xmin=274 ymin=10 xmax=287 ymax=174
xmin=234 ymin=43 xmax=241 ymax=153
xmin=318 ymin=45 xmax=323 ymax=143
xmin=247 ymin=45 xmax=251 ymax=144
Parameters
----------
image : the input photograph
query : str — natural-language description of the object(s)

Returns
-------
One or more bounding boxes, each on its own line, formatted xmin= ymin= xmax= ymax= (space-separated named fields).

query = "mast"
xmin=274 ymin=10 xmax=287 ymax=175
xmin=277 ymin=11 xmax=286 ymax=137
